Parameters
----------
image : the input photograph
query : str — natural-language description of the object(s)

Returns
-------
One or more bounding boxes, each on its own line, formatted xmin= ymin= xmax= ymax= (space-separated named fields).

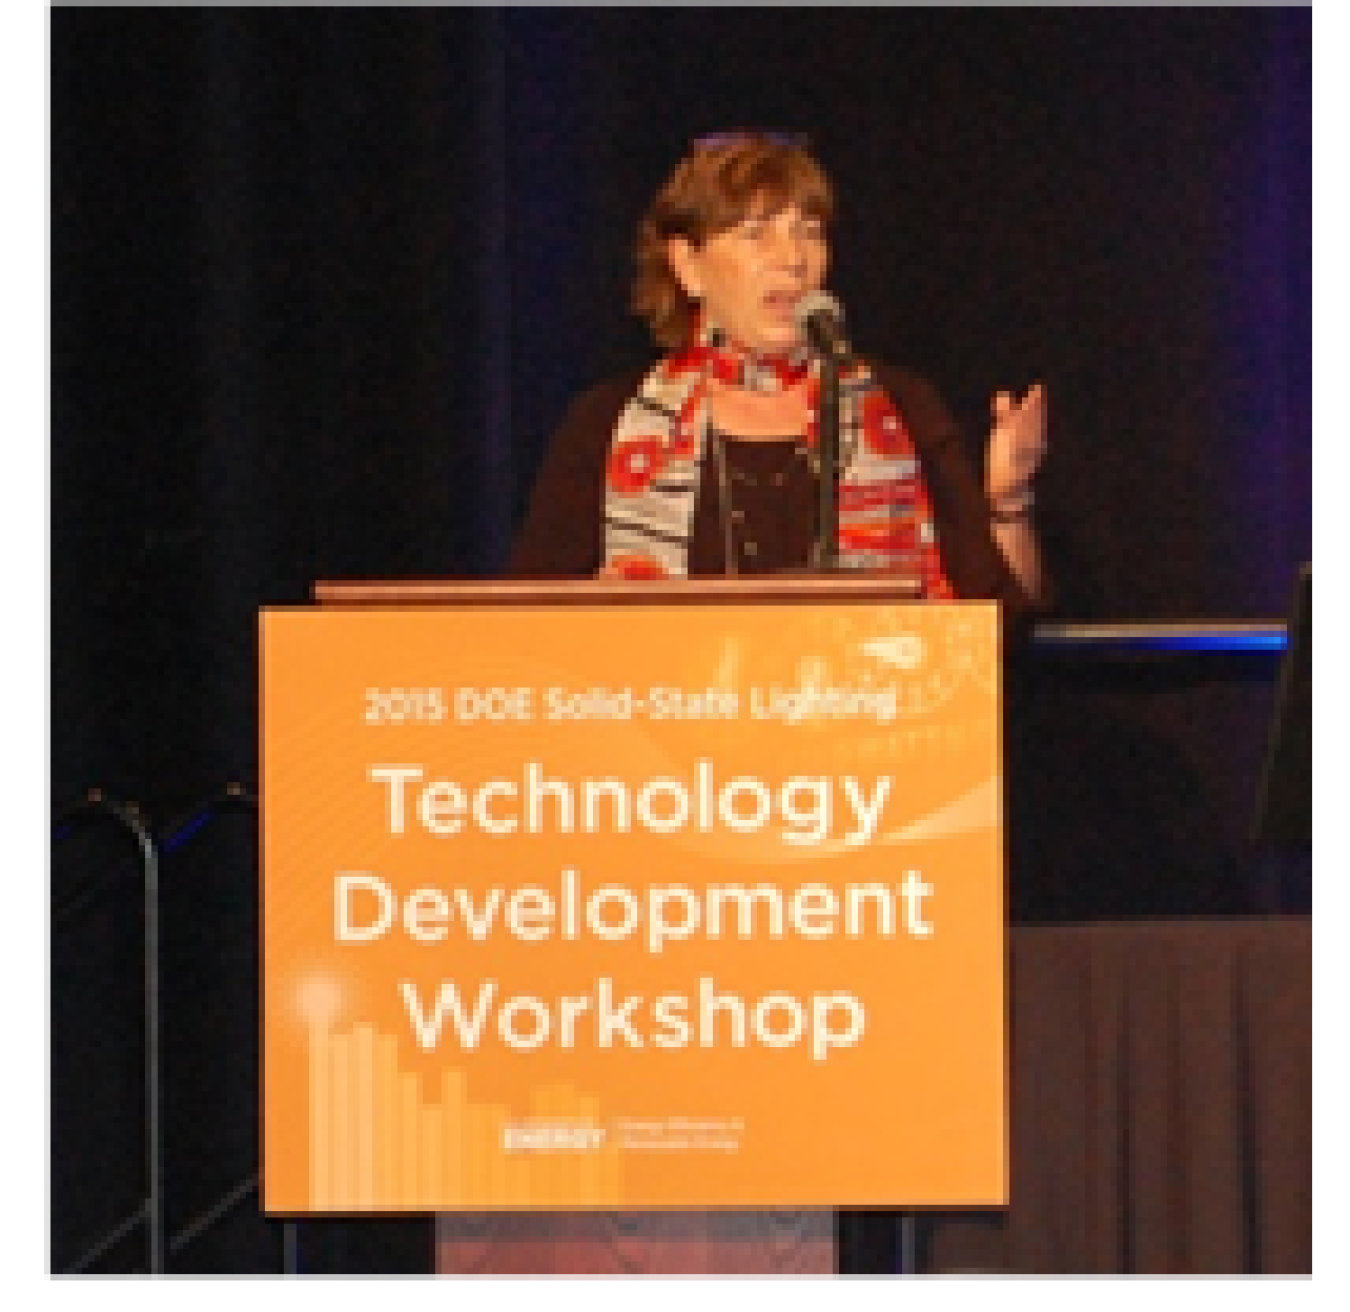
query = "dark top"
xmin=700 ymin=433 xmax=818 ymax=575
xmin=509 ymin=361 xmax=1036 ymax=630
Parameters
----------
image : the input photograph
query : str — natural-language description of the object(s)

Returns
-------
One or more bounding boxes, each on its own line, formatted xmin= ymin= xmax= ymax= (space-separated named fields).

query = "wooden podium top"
xmin=312 ymin=575 xmax=926 ymax=608
xmin=310 ymin=580 xmax=1289 ymax=655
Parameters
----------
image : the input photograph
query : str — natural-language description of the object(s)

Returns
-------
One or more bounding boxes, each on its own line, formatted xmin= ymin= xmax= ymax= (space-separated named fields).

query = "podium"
xmin=261 ymin=577 xmax=1008 ymax=1273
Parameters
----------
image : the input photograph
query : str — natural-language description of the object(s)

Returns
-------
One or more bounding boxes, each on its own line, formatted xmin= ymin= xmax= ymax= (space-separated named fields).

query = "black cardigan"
xmin=509 ymin=361 xmax=1036 ymax=631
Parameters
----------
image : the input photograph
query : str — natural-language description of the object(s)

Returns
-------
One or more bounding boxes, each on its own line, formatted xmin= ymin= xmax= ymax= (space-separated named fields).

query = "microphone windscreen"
xmin=793 ymin=290 xmax=845 ymax=334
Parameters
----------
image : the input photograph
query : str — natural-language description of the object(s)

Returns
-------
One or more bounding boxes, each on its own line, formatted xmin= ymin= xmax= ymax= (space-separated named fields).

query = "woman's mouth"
xmin=762 ymin=291 xmax=801 ymax=317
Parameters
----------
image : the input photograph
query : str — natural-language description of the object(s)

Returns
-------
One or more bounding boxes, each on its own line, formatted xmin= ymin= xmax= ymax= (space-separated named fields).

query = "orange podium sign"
xmin=261 ymin=582 xmax=1007 ymax=1212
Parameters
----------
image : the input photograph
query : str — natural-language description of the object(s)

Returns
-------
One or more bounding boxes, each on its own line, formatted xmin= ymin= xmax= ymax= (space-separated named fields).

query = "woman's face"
xmin=667 ymin=198 xmax=829 ymax=355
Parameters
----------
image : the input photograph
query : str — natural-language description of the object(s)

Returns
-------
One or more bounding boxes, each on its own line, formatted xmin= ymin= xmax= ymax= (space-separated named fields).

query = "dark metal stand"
xmin=836 ymin=1210 xmax=921 ymax=1275
xmin=54 ymin=791 xmax=165 ymax=1275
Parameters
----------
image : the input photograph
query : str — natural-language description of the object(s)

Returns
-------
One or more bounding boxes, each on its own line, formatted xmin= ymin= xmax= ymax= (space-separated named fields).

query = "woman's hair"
xmin=631 ymin=132 xmax=835 ymax=350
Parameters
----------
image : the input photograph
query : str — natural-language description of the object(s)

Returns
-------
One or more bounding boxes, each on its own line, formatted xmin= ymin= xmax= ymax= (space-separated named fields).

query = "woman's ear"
xmin=665 ymin=236 xmax=703 ymax=300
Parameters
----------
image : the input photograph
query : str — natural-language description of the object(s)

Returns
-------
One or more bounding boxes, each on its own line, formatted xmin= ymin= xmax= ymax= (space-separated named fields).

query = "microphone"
xmin=794 ymin=291 xmax=854 ymax=364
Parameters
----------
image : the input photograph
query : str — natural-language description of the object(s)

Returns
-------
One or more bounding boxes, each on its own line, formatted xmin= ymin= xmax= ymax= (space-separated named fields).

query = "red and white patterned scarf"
xmin=602 ymin=318 xmax=954 ymax=594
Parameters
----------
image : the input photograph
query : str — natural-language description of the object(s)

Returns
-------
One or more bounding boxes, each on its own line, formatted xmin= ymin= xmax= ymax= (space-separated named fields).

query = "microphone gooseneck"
xmin=790 ymin=291 xmax=851 ymax=570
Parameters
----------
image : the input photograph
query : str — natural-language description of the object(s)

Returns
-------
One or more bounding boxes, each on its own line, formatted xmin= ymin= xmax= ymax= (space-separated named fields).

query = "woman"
xmin=510 ymin=131 xmax=1048 ymax=617
xmin=470 ymin=132 xmax=1046 ymax=1277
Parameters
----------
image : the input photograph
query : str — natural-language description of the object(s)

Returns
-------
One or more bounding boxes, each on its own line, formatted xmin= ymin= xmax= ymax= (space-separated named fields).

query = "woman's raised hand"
xmin=986 ymin=383 xmax=1047 ymax=514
